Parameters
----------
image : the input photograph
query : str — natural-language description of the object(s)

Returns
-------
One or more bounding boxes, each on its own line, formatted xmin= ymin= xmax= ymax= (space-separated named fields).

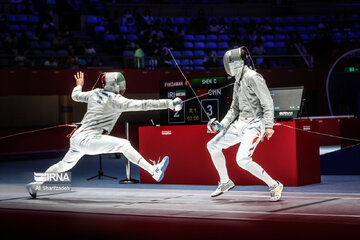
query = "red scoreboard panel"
xmin=159 ymin=76 xmax=232 ymax=125
xmin=139 ymin=119 xmax=321 ymax=186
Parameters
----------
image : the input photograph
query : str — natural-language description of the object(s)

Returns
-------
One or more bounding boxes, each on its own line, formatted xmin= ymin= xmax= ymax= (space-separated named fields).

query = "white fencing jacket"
xmin=72 ymin=86 xmax=171 ymax=134
xmin=220 ymin=66 xmax=274 ymax=129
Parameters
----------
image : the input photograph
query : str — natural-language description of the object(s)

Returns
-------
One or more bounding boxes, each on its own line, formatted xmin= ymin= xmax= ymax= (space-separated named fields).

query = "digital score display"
xmin=160 ymin=76 xmax=232 ymax=125
xmin=269 ymin=86 xmax=304 ymax=119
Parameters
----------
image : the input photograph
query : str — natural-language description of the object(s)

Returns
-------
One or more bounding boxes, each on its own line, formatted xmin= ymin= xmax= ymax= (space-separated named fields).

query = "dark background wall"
xmin=0 ymin=67 xmax=327 ymax=128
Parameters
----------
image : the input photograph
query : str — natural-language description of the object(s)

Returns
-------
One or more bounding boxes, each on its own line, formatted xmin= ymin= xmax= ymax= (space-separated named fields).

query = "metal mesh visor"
xmin=103 ymin=72 xmax=126 ymax=93
xmin=223 ymin=48 xmax=242 ymax=76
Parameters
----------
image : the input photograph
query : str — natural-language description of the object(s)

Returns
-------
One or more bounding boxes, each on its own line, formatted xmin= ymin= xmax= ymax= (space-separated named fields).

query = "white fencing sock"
xmin=123 ymin=146 xmax=154 ymax=175
xmin=209 ymin=150 xmax=230 ymax=184
xmin=242 ymin=161 xmax=277 ymax=187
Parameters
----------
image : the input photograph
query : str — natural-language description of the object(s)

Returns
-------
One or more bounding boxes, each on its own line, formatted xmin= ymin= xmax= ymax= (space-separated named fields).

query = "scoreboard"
xmin=159 ymin=76 xmax=232 ymax=125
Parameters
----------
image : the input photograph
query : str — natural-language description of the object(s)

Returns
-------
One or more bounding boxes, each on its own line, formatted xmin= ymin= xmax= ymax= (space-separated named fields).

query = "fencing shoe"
xmin=269 ymin=181 xmax=283 ymax=201
xmin=211 ymin=179 xmax=235 ymax=197
xmin=152 ymin=156 xmax=169 ymax=182
xmin=26 ymin=183 xmax=38 ymax=199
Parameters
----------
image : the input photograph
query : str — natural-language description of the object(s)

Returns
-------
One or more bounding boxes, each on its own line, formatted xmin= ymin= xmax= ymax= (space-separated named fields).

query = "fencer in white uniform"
xmin=26 ymin=71 xmax=183 ymax=198
xmin=207 ymin=47 xmax=283 ymax=201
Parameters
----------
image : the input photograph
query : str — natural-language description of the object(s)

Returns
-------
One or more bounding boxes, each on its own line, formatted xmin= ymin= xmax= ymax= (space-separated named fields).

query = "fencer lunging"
xmin=207 ymin=47 xmax=283 ymax=201
xmin=26 ymin=71 xmax=183 ymax=198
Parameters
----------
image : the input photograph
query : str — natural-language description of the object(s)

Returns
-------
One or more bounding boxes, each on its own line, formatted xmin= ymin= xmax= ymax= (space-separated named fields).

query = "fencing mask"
xmin=223 ymin=47 xmax=249 ymax=76
xmin=101 ymin=72 xmax=126 ymax=95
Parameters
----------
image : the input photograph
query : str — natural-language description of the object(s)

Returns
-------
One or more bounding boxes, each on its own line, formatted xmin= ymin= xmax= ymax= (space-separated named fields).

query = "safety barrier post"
xmin=119 ymin=122 xmax=139 ymax=184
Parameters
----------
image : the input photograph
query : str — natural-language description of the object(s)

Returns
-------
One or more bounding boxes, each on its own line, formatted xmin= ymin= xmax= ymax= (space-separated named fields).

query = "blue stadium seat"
xmin=184 ymin=42 xmax=194 ymax=48
xmin=306 ymin=25 xmax=317 ymax=32
xmin=194 ymin=42 xmax=205 ymax=48
xmin=47 ymin=33 xmax=56 ymax=39
xmin=255 ymin=58 xmax=263 ymax=65
xmin=7 ymin=15 xmax=16 ymax=22
xmin=79 ymin=58 xmax=87 ymax=66
xmin=127 ymin=26 xmax=137 ymax=33
xmin=349 ymin=31 xmax=360 ymax=39
xmin=295 ymin=26 xmax=306 ymax=32
xmin=263 ymin=35 xmax=274 ymax=41
xmin=193 ymin=58 xmax=204 ymax=65
xmin=194 ymin=50 xmax=205 ymax=56
xmin=217 ymin=50 xmax=225 ymax=56
xmin=153 ymin=17 xmax=164 ymax=24
xmin=205 ymin=42 xmax=217 ymax=49
xmin=17 ymin=15 xmax=28 ymax=22
xmin=223 ymin=17 xmax=230 ymax=24
xmin=182 ymin=66 xmax=192 ymax=70
xmin=274 ymin=26 xmax=284 ymax=32
xmin=56 ymin=49 xmax=69 ymax=56
xmin=28 ymin=15 xmax=39 ymax=23
xmin=184 ymin=17 xmax=191 ymax=24
xmin=195 ymin=35 xmax=206 ymax=41
xmin=104 ymin=34 xmax=116 ymax=41
xmin=264 ymin=42 xmax=275 ymax=48
xmin=206 ymin=35 xmax=217 ymax=41
xmin=349 ymin=14 xmax=359 ymax=21
xmin=284 ymin=26 xmax=295 ymax=32
xmin=87 ymin=16 xmax=98 ymax=23
xmin=332 ymin=32 xmax=345 ymax=40
xmin=171 ymin=50 xmax=181 ymax=57
xmin=239 ymin=17 xmax=250 ymax=23
xmin=171 ymin=59 xmax=181 ymax=67
xmin=20 ymin=24 xmax=27 ymax=31
xmin=194 ymin=66 xmax=205 ymax=70
xmin=300 ymin=33 xmax=310 ymax=40
xmin=9 ymin=24 xmax=20 ymax=31
xmin=122 ymin=50 xmax=134 ymax=56
xmin=182 ymin=50 xmax=193 ymax=57
xmin=238 ymin=27 xmax=245 ymax=34
xmin=181 ymin=59 xmax=191 ymax=65
xmin=119 ymin=26 xmax=128 ymax=32
xmin=184 ymin=35 xmax=195 ymax=41
xmin=275 ymin=41 xmax=285 ymax=47
xmin=94 ymin=26 xmax=105 ymax=33
xmin=270 ymin=16 xmax=282 ymax=23
xmin=16 ymin=32 xmax=23 ymax=38
xmin=218 ymin=35 xmax=229 ymax=41
xmin=174 ymin=17 xmax=185 ymax=24
xmin=252 ymin=17 xmax=262 ymax=23
xmin=275 ymin=34 xmax=286 ymax=40
xmin=269 ymin=60 xmax=279 ymax=68
xmin=26 ymin=31 xmax=36 ymax=39
xmin=295 ymin=16 xmax=305 ymax=22
xmin=126 ymin=34 xmax=139 ymax=41
xmin=39 ymin=41 xmax=52 ymax=48
xmin=309 ymin=33 xmax=316 ymax=40
xmin=217 ymin=42 xmax=229 ymax=49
